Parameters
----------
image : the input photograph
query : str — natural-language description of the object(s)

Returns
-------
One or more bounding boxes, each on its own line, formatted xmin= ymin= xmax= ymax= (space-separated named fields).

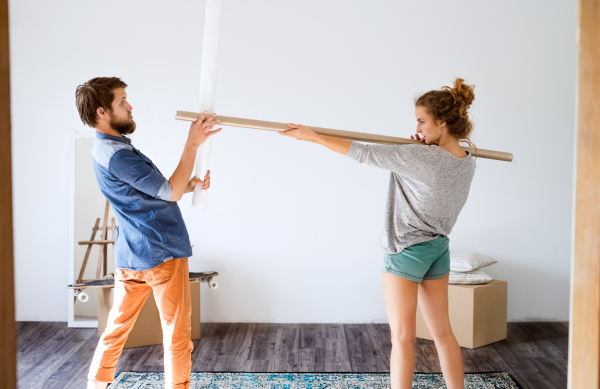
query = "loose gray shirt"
xmin=347 ymin=141 xmax=476 ymax=254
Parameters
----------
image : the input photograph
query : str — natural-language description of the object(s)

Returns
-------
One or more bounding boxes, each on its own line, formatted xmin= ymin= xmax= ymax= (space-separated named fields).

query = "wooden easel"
xmin=76 ymin=200 xmax=116 ymax=285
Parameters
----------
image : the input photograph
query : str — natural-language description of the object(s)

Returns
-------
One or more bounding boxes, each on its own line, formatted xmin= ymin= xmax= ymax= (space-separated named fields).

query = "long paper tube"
xmin=193 ymin=0 xmax=223 ymax=209
xmin=176 ymin=110 xmax=513 ymax=162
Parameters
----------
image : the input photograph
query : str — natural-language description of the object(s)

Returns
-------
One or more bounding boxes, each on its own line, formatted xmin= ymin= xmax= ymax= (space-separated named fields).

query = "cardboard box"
xmin=97 ymin=280 xmax=201 ymax=349
xmin=416 ymin=279 xmax=507 ymax=349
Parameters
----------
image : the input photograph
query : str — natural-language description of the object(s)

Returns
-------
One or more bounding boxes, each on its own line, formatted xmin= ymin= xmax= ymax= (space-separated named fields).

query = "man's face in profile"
xmin=108 ymin=88 xmax=136 ymax=135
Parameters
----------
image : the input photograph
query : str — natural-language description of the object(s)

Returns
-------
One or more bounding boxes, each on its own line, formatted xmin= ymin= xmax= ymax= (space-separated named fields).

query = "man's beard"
xmin=109 ymin=112 xmax=136 ymax=135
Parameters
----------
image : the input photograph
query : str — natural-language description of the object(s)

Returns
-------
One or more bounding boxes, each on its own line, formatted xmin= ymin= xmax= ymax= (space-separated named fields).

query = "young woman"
xmin=279 ymin=78 xmax=476 ymax=389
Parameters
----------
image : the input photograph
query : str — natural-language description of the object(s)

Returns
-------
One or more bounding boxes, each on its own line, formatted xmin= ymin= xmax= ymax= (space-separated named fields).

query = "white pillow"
xmin=449 ymin=269 xmax=492 ymax=285
xmin=449 ymin=251 xmax=497 ymax=272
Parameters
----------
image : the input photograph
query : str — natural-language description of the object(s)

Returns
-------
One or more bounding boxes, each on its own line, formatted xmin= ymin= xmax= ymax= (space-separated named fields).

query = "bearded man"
xmin=75 ymin=77 xmax=221 ymax=389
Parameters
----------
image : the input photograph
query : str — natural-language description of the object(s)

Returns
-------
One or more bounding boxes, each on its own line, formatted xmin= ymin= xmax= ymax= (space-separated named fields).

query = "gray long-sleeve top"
xmin=347 ymin=141 xmax=476 ymax=254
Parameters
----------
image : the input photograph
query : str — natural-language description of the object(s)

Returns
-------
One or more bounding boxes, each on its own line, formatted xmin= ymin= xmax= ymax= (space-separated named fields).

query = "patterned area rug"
xmin=109 ymin=371 xmax=522 ymax=388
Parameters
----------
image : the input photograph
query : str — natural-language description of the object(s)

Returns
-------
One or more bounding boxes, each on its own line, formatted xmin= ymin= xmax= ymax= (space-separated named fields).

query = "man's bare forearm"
xmin=169 ymin=142 xmax=198 ymax=201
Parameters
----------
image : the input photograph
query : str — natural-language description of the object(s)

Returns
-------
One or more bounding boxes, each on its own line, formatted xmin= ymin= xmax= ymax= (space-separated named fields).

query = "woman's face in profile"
xmin=414 ymin=106 xmax=445 ymax=145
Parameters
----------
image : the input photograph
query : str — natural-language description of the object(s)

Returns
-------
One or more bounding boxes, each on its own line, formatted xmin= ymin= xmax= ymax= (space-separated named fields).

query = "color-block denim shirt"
xmin=92 ymin=132 xmax=192 ymax=271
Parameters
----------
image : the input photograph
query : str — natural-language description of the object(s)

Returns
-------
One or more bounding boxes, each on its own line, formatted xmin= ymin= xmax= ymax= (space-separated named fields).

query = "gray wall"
xmin=11 ymin=0 xmax=577 ymax=322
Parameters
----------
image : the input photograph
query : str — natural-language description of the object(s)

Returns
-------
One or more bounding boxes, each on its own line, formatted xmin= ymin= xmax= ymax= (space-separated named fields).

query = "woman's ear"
xmin=434 ymin=121 xmax=447 ymax=138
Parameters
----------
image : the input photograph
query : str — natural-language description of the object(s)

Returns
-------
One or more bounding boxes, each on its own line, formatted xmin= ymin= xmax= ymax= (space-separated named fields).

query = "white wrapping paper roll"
xmin=192 ymin=0 xmax=223 ymax=209
xmin=192 ymin=136 xmax=213 ymax=208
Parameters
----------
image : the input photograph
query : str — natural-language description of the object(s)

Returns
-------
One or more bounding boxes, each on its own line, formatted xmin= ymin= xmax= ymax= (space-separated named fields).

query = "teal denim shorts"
xmin=383 ymin=235 xmax=450 ymax=283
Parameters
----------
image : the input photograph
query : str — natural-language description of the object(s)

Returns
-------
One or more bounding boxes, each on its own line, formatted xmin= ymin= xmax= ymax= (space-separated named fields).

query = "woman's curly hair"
xmin=415 ymin=78 xmax=475 ymax=147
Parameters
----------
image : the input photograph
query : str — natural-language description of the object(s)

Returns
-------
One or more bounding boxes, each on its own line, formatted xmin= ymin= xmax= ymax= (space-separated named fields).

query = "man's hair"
xmin=75 ymin=77 xmax=128 ymax=128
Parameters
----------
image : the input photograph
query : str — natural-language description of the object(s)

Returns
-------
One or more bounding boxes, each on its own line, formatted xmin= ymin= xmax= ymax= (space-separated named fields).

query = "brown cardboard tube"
xmin=175 ymin=110 xmax=513 ymax=162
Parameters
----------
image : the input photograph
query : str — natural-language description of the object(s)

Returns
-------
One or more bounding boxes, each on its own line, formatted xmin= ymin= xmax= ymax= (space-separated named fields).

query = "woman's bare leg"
xmin=418 ymin=274 xmax=464 ymax=389
xmin=382 ymin=272 xmax=419 ymax=389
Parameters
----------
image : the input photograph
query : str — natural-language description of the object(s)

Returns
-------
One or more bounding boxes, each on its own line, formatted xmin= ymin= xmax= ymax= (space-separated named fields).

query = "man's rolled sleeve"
xmin=109 ymin=149 xmax=171 ymax=200
xmin=156 ymin=180 xmax=173 ymax=201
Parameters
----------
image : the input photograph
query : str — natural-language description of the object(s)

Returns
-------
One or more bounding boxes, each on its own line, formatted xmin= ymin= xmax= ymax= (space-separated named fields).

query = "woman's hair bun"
xmin=442 ymin=78 xmax=475 ymax=118
xmin=414 ymin=77 xmax=476 ymax=143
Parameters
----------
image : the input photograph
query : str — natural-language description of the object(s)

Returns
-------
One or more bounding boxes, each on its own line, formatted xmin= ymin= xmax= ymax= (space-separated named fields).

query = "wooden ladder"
xmin=76 ymin=200 xmax=116 ymax=287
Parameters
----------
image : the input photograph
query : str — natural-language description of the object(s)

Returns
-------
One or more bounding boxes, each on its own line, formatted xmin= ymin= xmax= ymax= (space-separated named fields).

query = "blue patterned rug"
xmin=109 ymin=371 xmax=522 ymax=388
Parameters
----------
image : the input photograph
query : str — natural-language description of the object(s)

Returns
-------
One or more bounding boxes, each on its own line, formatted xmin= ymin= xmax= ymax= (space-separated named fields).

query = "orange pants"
xmin=88 ymin=258 xmax=193 ymax=389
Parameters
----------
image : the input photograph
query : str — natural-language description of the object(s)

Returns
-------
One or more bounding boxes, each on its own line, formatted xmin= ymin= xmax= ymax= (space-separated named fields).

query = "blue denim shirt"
xmin=92 ymin=132 xmax=192 ymax=271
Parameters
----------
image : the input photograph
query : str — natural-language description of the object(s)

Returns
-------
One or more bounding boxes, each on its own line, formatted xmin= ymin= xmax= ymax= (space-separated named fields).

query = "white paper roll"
xmin=192 ymin=0 xmax=223 ymax=209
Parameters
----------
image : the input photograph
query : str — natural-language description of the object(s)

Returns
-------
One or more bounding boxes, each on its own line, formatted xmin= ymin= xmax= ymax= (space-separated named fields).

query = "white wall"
xmin=11 ymin=0 xmax=577 ymax=322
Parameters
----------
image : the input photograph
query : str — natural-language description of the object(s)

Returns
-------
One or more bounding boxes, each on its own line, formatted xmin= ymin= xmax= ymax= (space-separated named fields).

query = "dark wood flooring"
xmin=17 ymin=322 xmax=568 ymax=388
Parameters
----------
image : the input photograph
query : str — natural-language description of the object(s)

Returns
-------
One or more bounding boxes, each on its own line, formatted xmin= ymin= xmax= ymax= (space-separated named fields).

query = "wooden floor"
xmin=17 ymin=321 xmax=568 ymax=388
